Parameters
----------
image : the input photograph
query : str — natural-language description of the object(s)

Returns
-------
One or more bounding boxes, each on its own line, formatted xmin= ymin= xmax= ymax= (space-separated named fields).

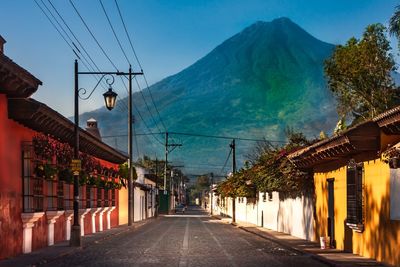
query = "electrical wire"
xmin=219 ymin=147 xmax=232 ymax=175
xmin=114 ymin=0 xmax=167 ymax=132
xmin=69 ymin=0 xmax=119 ymax=70
xmin=99 ymin=0 xmax=130 ymax=65
xmin=69 ymin=0 xmax=163 ymax=144
xmin=98 ymin=0 xmax=165 ymax=135
xmin=45 ymin=0 xmax=129 ymax=114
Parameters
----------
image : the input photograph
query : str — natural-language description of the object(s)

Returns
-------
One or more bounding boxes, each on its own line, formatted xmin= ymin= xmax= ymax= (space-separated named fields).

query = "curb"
xmin=3 ymin=218 xmax=156 ymax=267
xmin=236 ymin=226 xmax=337 ymax=267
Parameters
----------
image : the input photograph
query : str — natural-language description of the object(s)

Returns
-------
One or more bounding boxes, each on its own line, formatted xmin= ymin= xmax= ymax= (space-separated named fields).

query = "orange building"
xmin=0 ymin=36 xmax=127 ymax=259
xmin=289 ymin=109 xmax=400 ymax=266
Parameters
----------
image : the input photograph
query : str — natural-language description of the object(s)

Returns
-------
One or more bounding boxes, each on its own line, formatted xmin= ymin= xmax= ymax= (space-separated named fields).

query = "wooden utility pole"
xmin=230 ymin=139 xmax=236 ymax=223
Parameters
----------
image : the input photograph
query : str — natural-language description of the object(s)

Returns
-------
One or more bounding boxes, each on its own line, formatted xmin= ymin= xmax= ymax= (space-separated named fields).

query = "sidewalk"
xmin=0 ymin=219 xmax=153 ymax=267
xmin=212 ymin=215 xmax=389 ymax=267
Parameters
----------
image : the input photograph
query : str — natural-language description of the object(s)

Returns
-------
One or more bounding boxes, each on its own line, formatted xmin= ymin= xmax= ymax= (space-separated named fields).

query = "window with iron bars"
xmin=22 ymin=143 xmax=44 ymax=212
xmin=46 ymin=179 xmax=57 ymax=211
xmin=57 ymin=181 xmax=64 ymax=210
xmin=104 ymin=189 xmax=109 ymax=207
xmin=112 ymin=189 xmax=116 ymax=206
xmin=346 ymin=160 xmax=365 ymax=231
xmin=64 ymin=183 xmax=73 ymax=210
xmin=97 ymin=187 xmax=103 ymax=208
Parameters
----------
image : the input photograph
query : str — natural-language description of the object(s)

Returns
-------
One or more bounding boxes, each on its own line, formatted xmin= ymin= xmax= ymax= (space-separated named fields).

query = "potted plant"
xmin=58 ymin=168 xmax=73 ymax=184
xmin=34 ymin=164 xmax=45 ymax=178
xmin=44 ymin=164 xmax=58 ymax=180
xmin=79 ymin=172 xmax=89 ymax=186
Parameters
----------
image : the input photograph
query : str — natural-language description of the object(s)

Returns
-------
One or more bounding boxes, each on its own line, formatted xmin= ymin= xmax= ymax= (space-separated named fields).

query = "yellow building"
xmin=289 ymin=108 xmax=400 ymax=266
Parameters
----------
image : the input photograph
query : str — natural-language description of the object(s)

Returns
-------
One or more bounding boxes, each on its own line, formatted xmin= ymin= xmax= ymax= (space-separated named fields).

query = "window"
xmin=22 ymin=143 xmax=44 ymax=212
xmin=268 ymin=192 xmax=273 ymax=201
xmin=262 ymin=193 xmax=266 ymax=202
xmin=46 ymin=180 xmax=57 ymax=211
xmin=104 ymin=189 xmax=109 ymax=207
xmin=64 ymin=183 xmax=73 ymax=210
xmin=97 ymin=187 xmax=103 ymax=207
xmin=346 ymin=159 xmax=364 ymax=231
xmin=57 ymin=181 xmax=64 ymax=210
xmin=86 ymin=186 xmax=92 ymax=208
xmin=112 ymin=189 xmax=116 ymax=206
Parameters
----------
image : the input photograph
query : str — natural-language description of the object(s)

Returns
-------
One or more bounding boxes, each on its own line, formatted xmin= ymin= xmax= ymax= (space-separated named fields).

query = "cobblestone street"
xmin=41 ymin=207 xmax=326 ymax=267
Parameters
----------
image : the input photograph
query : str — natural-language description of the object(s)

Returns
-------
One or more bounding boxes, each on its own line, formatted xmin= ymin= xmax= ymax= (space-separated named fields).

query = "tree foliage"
xmin=324 ymin=23 xmax=397 ymax=123
xmin=216 ymin=129 xmax=313 ymax=199
xmin=389 ymin=5 xmax=400 ymax=48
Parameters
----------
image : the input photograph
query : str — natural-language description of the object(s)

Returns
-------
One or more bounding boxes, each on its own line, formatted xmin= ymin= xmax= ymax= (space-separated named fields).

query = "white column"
xmin=79 ymin=209 xmax=91 ymax=236
xmin=90 ymin=208 xmax=102 ymax=234
xmin=64 ymin=210 xmax=73 ymax=241
xmin=106 ymin=206 xmax=116 ymax=230
xmin=46 ymin=211 xmax=64 ymax=246
xmin=98 ymin=207 xmax=109 ymax=232
xmin=21 ymin=212 xmax=44 ymax=254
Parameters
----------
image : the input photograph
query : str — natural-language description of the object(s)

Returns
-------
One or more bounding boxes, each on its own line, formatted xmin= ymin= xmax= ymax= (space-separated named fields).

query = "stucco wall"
xmin=314 ymin=159 xmax=400 ymax=266
xmin=211 ymin=191 xmax=315 ymax=241
xmin=119 ymin=187 xmax=128 ymax=225
xmin=0 ymin=94 xmax=34 ymax=259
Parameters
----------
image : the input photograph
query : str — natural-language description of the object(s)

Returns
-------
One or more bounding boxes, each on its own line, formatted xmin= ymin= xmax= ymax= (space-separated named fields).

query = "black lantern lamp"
xmin=103 ymin=86 xmax=118 ymax=110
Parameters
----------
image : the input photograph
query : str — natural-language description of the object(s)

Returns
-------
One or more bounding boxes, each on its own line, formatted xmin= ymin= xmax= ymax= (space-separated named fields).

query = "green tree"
xmin=389 ymin=5 xmax=400 ymax=47
xmin=324 ymin=23 xmax=397 ymax=123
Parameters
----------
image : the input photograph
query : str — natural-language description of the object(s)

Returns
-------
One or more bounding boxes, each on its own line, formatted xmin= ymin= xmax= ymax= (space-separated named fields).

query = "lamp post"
xmin=70 ymin=60 xmax=143 ymax=247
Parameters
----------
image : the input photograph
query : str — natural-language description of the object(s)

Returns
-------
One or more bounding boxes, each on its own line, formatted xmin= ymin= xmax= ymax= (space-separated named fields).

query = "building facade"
xmin=289 ymin=110 xmax=400 ymax=266
xmin=0 ymin=37 xmax=127 ymax=259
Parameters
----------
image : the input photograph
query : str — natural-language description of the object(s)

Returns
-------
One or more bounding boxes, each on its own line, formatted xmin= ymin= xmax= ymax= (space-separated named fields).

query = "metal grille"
xmin=111 ymin=189 xmax=116 ymax=206
xmin=57 ymin=181 xmax=64 ymax=210
xmin=97 ymin=187 xmax=103 ymax=207
xmin=79 ymin=186 xmax=86 ymax=209
xmin=46 ymin=180 xmax=57 ymax=211
xmin=86 ymin=186 xmax=92 ymax=208
xmin=346 ymin=162 xmax=364 ymax=225
xmin=22 ymin=143 xmax=44 ymax=212
xmin=64 ymin=183 xmax=73 ymax=210
xmin=104 ymin=189 xmax=109 ymax=207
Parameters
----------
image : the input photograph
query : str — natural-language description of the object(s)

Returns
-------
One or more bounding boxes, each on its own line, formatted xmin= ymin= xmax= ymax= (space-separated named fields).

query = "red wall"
xmin=0 ymin=94 xmax=35 ymax=259
xmin=0 ymin=94 xmax=122 ymax=259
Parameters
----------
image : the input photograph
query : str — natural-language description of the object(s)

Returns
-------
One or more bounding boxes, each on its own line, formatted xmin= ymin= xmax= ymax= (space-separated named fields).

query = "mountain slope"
xmin=81 ymin=18 xmax=337 ymax=175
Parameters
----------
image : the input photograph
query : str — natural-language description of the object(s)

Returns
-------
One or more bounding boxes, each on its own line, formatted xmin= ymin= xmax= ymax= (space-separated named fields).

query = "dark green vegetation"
xmin=325 ymin=23 xmax=398 ymax=124
xmin=188 ymin=175 xmax=211 ymax=205
xmin=81 ymin=18 xmax=337 ymax=174
xmin=216 ymin=129 xmax=313 ymax=199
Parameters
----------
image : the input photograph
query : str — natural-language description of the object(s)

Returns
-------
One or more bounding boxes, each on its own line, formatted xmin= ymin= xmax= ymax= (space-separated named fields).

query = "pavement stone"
xmin=212 ymin=215 xmax=389 ymax=267
xmin=0 ymin=219 xmax=152 ymax=267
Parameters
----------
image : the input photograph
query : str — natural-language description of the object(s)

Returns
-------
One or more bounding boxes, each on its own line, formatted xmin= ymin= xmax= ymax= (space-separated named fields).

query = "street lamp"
xmin=103 ymin=86 xmax=118 ymax=110
xmin=70 ymin=60 xmax=142 ymax=247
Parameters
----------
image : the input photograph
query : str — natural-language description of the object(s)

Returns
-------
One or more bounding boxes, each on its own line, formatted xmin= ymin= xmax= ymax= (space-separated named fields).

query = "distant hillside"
xmin=81 ymin=17 xmax=337 ymax=176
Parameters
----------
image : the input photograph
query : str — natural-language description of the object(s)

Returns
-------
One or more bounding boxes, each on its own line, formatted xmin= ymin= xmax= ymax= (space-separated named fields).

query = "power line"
xmin=114 ymin=0 xmax=167 ymax=132
xmin=69 ymin=0 xmax=119 ymax=71
xmin=169 ymin=131 xmax=286 ymax=143
xmin=69 ymin=0 xmax=163 ymax=144
xmin=101 ymin=131 xmax=286 ymax=143
xmin=45 ymin=0 xmax=129 ymax=114
xmin=219 ymin=147 xmax=232 ymax=175
xmin=99 ymin=0 xmax=130 ymax=65
xmin=102 ymin=132 xmax=163 ymax=138
xmin=133 ymin=121 xmax=140 ymax=158
xmin=134 ymin=77 xmax=163 ymax=133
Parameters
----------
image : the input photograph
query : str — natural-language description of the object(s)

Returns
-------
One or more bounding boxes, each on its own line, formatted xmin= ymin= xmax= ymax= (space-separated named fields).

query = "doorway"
xmin=327 ymin=178 xmax=335 ymax=248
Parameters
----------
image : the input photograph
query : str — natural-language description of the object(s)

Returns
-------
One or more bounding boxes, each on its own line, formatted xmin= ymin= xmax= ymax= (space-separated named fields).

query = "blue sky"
xmin=0 ymin=0 xmax=399 ymax=116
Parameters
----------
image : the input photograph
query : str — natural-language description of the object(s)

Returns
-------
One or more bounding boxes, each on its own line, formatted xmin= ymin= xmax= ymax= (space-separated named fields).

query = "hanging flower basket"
xmin=44 ymin=164 xmax=58 ymax=180
xmin=34 ymin=164 xmax=45 ymax=178
xmin=58 ymin=168 xmax=73 ymax=184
